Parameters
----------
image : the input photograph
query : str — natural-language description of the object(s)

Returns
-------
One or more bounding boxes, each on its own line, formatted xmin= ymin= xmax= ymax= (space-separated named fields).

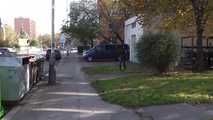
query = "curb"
xmin=2 ymin=106 xmax=21 ymax=120
xmin=135 ymin=109 xmax=154 ymax=120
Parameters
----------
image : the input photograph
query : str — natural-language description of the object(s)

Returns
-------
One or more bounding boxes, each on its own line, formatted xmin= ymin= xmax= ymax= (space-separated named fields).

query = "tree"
xmin=121 ymin=0 xmax=213 ymax=71
xmin=0 ymin=25 xmax=18 ymax=47
xmin=38 ymin=33 xmax=61 ymax=48
xmin=38 ymin=34 xmax=51 ymax=48
xmin=29 ymin=39 xmax=39 ymax=47
xmin=55 ymin=33 xmax=61 ymax=48
xmin=62 ymin=0 xmax=99 ymax=47
xmin=98 ymin=0 xmax=130 ymax=44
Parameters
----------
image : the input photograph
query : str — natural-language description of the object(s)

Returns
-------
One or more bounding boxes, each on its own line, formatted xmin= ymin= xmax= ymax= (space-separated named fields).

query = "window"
xmin=131 ymin=22 xmax=136 ymax=28
xmin=96 ymin=45 xmax=103 ymax=51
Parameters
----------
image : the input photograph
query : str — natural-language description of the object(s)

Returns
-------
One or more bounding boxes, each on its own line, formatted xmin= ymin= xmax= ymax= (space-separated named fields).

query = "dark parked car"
xmin=83 ymin=44 xmax=129 ymax=62
xmin=46 ymin=49 xmax=62 ymax=61
xmin=0 ymin=48 xmax=15 ymax=57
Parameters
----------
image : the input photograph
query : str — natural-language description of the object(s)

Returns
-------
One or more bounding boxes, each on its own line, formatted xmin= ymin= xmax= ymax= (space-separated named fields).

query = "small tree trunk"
xmin=191 ymin=0 xmax=208 ymax=72
xmin=195 ymin=25 xmax=205 ymax=71
xmin=90 ymin=39 xmax=94 ymax=48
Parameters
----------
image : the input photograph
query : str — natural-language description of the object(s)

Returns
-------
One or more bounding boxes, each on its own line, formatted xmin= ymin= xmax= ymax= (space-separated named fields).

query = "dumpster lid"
xmin=0 ymin=57 xmax=22 ymax=67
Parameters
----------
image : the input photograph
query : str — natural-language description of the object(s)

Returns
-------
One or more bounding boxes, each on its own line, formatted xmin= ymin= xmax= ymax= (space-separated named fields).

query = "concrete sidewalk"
xmin=3 ymin=54 xmax=140 ymax=120
xmin=137 ymin=103 xmax=213 ymax=120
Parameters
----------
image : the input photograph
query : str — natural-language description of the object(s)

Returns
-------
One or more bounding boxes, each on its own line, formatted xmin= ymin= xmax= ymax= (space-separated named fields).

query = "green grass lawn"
xmin=92 ymin=72 xmax=213 ymax=108
xmin=82 ymin=65 xmax=121 ymax=75
xmin=82 ymin=63 xmax=145 ymax=75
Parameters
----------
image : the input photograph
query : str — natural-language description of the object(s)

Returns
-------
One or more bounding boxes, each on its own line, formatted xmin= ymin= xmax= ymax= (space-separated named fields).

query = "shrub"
xmin=136 ymin=32 xmax=180 ymax=73
xmin=29 ymin=39 xmax=39 ymax=47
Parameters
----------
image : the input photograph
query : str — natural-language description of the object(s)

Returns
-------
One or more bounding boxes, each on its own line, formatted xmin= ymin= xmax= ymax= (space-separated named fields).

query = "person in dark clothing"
xmin=66 ymin=49 xmax=69 ymax=56
xmin=119 ymin=45 xmax=128 ymax=71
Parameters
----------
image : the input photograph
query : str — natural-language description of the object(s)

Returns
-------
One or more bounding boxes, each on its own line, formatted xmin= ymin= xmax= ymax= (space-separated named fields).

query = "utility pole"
xmin=48 ymin=0 xmax=56 ymax=85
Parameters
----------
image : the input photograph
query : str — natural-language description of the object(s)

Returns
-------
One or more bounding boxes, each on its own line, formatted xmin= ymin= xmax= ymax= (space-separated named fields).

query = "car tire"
xmin=87 ymin=57 xmax=93 ymax=62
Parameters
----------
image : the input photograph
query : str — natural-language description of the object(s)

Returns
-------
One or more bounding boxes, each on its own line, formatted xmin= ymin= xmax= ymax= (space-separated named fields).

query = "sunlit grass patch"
xmin=92 ymin=72 xmax=213 ymax=108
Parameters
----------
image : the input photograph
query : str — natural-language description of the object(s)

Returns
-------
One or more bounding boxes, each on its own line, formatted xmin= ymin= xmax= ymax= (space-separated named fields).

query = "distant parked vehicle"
xmin=71 ymin=47 xmax=78 ymax=53
xmin=83 ymin=44 xmax=129 ymax=62
xmin=46 ymin=49 xmax=62 ymax=61
xmin=0 ymin=47 xmax=15 ymax=57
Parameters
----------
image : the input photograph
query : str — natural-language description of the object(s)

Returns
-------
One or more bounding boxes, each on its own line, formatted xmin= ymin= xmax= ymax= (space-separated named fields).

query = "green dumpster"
xmin=0 ymin=74 xmax=4 ymax=118
xmin=0 ymin=57 xmax=27 ymax=102
xmin=0 ymin=97 xmax=4 ymax=118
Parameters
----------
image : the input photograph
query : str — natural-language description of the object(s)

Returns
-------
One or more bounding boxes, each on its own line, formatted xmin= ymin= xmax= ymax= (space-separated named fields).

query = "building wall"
xmin=125 ymin=16 xmax=143 ymax=63
xmin=15 ymin=17 xmax=36 ymax=39
xmin=30 ymin=20 xmax=36 ymax=38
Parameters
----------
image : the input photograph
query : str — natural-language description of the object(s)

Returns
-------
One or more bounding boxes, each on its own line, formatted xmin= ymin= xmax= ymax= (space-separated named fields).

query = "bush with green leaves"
xmin=29 ymin=39 xmax=39 ymax=47
xmin=136 ymin=32 xmax=180 ymax=73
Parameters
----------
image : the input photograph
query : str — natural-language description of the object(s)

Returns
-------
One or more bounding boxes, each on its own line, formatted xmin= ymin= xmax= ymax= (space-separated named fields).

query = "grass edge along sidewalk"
xmin=82 ymin=63 xmax=148 ymax=75
xmin=0 ymin=87 xmax=5 ymax=118
xmin=0 ymin=105 xmax=4 ymax=118
xmin=91 ymin=72 xmax=213 ymax=108
xmin=0 ymin=73 xmax=5 ymax=119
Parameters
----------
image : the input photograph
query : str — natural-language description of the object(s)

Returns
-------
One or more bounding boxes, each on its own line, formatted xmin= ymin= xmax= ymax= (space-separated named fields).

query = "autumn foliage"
xmin=121 ymin=0 xmax=213 ymax=71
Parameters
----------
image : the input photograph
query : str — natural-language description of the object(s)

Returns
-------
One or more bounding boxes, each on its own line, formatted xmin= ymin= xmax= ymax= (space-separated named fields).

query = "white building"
xmin=125 ymin=16 xmax=143 ymax=63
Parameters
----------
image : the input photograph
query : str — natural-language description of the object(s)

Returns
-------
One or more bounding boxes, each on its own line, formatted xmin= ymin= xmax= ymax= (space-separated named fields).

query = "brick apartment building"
xmin=15 ymin=17 xmax=36 ymax=39
xmin=97 ymin=0 xmax=126 ymax=44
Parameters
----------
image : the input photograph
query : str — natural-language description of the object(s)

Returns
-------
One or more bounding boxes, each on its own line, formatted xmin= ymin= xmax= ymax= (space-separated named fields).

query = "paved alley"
xmin=3 ymin=54 xmax=140 ymax=120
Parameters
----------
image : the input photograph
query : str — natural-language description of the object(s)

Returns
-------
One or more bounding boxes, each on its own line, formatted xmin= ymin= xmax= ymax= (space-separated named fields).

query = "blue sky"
xmin=0 ymin=0 xmax=75 ymax=35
